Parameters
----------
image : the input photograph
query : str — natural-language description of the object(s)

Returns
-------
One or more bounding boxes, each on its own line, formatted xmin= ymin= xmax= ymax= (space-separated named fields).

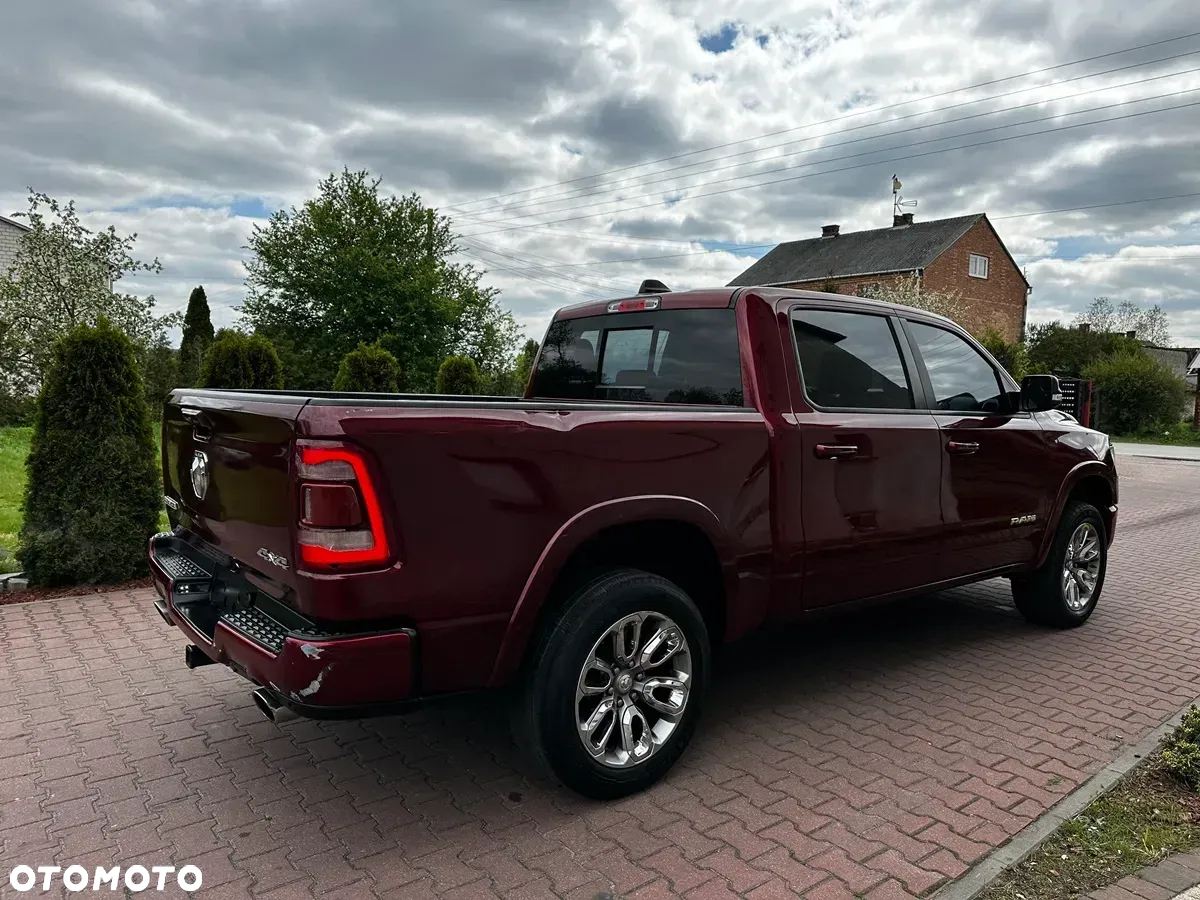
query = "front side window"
xmin=907 ymin=321 xmax=1005 ymax=413
xmin=531 ymin=308 xmax=744 ymax=405
xmin=792 ymin=309 xmax=913 ymax=410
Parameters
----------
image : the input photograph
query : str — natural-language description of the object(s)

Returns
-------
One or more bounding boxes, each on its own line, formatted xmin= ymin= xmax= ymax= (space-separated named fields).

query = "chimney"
xmin=821 ymin=224 xmax=840 ymax=237
xmin=1125 ymin=330 xmax=1137 ymax=339
xmin=893 ymin=213 xmax=914 ymax=227
xmin=1078 ymin=323 xmax=1091 ymax=332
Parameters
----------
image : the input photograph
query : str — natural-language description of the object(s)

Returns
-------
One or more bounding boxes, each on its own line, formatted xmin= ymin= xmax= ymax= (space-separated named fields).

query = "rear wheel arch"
xmin=489 ymin=498 xmax=734 ymax=687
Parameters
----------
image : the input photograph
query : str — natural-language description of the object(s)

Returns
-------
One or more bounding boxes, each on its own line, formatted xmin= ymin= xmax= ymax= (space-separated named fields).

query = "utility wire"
xmin=461 ymin=98 xmax=1200 ymax=237
xmin=453 ymin=51 xmax=1200 ymax=219
xmin=461 ymin=87 xmax=1200 ymax=231
xmin=467 ymin=192 xmax=1200 ymax=276
xmin=444 ymin=30 xmax=1200 ymax=212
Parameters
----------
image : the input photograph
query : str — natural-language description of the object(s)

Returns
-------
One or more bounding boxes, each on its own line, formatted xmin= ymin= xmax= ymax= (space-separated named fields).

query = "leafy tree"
xmin=178 ymin=286 xmax=214 ymax=387
xmin=514 ymin=339 xmax=539 ymax=390
xmin=1027 ymin=322 xmax=1143 ymax=377
xmin=437 ymin=356 xmax=482 ymax=395
xmin=334 ymin=343 xmax=400 ymax=392
xmin=860 ymin=274 xmax=969 ymax=325
xmin=1084 ymin=351 xmax=1188 ymax=435
xmin=199 ymin=330 xmax=283 ymax=390
xmin=241 ymin=169 xmax=518 ymax=391
xmin=19 ymin=319 xmax=161 ymax=586
xmin=0 ymin=189 xmax=174 ymax=397
xmin=1074 ymin=297 xmax=1171 ymax=346
xmin=976 ymin=327 xmax=1028 ymax=379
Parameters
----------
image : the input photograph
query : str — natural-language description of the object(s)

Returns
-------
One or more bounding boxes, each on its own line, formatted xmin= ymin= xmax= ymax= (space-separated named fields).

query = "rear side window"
xmin=906 ymin=321 xmax=1005 ymax=413
xmin=791 ymin=309 xmax=913 ymax=410
xmin=531 ymin=308 xmax=744 ymax=405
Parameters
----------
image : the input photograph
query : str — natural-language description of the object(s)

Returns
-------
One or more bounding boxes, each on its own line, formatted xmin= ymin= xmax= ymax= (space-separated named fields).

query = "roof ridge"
xmin=778 ymin=213 xmax=984 ymax=247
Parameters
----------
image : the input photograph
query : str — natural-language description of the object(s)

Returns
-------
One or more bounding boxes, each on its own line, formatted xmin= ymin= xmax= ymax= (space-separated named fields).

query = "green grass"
xmin=1115 ymin=422 xmax=1200 ymax=446
xmin=979 ymin=754 xmax=1200 ymax=900
xmin=0 ymin=427 xmax=31 ymax=574
xmin=0 ymin=425 xmax=168 ymax=576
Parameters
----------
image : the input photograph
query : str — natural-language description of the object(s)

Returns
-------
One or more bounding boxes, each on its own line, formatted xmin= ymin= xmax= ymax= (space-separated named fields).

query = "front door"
xmin=902 ymin=320 xmax=1051 ymax=576
xmin=788 ymin=306 xmax=946 ymax=610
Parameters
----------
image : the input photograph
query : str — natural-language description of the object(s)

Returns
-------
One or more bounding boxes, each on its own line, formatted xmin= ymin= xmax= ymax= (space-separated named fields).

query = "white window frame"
xmin=969 ymin=254 xmax=989 ymax=279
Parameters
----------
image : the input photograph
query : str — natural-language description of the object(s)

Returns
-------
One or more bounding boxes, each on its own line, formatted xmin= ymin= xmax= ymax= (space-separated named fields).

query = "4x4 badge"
xmin=257 ymin=547 xmax=289 ymax=571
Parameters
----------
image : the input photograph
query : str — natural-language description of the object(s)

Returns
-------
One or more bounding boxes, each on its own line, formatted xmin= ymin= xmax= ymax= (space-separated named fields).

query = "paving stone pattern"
xmin=1086 ymin=848 xmax=1200 ymax=900
xmin=2 ymin=457 xmax=1200 ymax=899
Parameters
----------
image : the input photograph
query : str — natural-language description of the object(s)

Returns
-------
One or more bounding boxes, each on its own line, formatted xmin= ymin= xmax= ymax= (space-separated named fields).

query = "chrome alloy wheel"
xmin=575 ymin=611 xmax=692 ymax=768
xmin=1062 ymin=521 xmax=1102 ymax=611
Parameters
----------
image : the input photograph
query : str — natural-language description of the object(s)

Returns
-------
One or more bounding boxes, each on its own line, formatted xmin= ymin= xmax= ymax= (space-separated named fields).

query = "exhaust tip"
xmin=252 ymin=688 xmax=277 ymax=722
xmin=252 ymin=688 xmax=294 ymax=724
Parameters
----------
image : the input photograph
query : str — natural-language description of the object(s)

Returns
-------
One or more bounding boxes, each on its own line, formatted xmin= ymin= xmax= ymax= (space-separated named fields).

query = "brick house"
xmin=728 ymin=213 xmax=1032 ymax=341
xmin=0 ymin=213 xmax=30 ymax=276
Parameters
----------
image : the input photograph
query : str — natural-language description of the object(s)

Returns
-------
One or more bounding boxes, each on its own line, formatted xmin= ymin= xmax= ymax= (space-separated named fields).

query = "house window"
xmin=969 ymin=254 xmax=989 ymax=279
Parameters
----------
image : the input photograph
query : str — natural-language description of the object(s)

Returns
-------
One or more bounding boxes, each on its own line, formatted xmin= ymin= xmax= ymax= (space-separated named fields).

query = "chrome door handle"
xmin=946 ymin=440 xmax=980 ymax=455
xmin=814 ymin=444 xmax=859 ymax=460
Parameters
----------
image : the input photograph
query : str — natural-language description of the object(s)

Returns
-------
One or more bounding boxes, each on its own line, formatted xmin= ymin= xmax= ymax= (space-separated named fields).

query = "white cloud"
xmin=2 ymin=0 xmax=1198 ymax=347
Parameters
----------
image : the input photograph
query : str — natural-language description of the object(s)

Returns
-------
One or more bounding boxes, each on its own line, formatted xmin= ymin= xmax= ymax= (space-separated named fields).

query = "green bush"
xmin=0 ymin=392 xmax=36 ymax=427
xmin=246 ymin=334 xmax=284 ymax=389
xmin=436 ymin=355 xmax=481 ymax=395
xmin=199 ymin=330 xmax=284 ymax=390
xmin=1027 ymin=322 xmax=1142 ymax=377
xmin=976 ymin=328 xmax=1028 ymax=380
xmin=19 ymin=319 xmax=161 ymax=586
xmin=1084 ymin=351 xmax=1189 ymax=436
xmin=1163 ymin=705 xmax=1200 ymax=789
xmin=141 ymin=341 xmax=180 ymax=416
xmin=333 ymin=343 xmax=400 ymax=392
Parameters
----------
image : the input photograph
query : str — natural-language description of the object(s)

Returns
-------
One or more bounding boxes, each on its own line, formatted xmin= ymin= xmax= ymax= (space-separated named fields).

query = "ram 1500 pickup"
xmin=149 ymin=285 xmax=1117 ymax=797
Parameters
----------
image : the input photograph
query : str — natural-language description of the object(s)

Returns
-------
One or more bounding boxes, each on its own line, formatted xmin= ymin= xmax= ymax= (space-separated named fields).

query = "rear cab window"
xmin=531 ymin=308 xmax=744 ymax=406
xmin=791 ymin=308 xmax=914 ymax=410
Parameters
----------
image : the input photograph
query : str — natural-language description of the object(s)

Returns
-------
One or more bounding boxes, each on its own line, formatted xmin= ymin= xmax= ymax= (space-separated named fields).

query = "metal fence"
xmin=1057 ymin=377 xmax=1093 ymax=427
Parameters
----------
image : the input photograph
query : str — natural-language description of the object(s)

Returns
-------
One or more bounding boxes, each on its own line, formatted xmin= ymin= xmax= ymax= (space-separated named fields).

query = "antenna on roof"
xmin=638 ymin=279 xmax=671 ymax=295
xmin=891 ymin=174 xmax=917 ymax=220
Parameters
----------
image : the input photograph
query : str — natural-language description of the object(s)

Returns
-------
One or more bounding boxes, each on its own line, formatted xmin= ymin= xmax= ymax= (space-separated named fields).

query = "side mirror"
xmin=1020 ymin=374 xmax=1062 ymax=412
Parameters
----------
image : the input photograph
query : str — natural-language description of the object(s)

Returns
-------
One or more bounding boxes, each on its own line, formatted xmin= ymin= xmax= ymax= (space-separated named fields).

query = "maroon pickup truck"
xmin=149 ymin=285 xmax=1117 ymax=797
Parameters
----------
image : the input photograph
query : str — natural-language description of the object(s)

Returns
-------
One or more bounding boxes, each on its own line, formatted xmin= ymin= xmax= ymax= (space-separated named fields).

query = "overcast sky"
xmin=2 ymin=0 xmax=1199 ymax=347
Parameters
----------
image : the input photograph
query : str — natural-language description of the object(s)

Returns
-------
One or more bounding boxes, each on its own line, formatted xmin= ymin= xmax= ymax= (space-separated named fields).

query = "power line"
xmin=461 ymin=88 xmax=1200 ymax=231
xmin=464 ymin=237 xmax=630 ymax=292
xmin=443 ymin=30 xmax=1200 ymax=213
xmin=457 ymin=244 xmax=610 ymax=298
xmin=463 ymin=192 xmax=1200 ymax=277
xmin=461 ymin=98 xmax=1200 ymax=237
xmin=452 ymin=52 xmax=1200 ymax=220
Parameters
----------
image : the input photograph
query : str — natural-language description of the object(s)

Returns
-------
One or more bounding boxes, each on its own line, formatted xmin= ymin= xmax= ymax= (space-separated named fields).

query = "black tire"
xmin=514 ymin=568 xmax=711 ymax=799
xmin=1012 ymin=501 xmax=1107 ymax=628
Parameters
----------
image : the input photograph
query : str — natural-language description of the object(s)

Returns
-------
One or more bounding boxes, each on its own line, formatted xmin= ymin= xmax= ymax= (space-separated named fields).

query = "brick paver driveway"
xmin=3 ymin=456 xmax=1200 ymax=900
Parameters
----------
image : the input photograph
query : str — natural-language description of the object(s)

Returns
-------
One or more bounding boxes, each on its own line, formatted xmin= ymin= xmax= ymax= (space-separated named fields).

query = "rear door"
xmin=785 ymin=304 xmax=945 ymax=610
xmin=163 ymin=391 xmax=308 ymax=591
xmin=900 ymin=319 xmax=1050 ymax=575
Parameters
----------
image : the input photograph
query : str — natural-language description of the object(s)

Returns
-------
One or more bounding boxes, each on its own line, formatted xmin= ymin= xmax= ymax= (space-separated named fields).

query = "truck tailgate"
xmin=163 ymin=391 xmax=307 ymax=592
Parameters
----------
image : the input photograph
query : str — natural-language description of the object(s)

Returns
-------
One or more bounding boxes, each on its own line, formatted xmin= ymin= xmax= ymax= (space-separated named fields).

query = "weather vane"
xmin=892 ymin=175 xmax=917 ymax=219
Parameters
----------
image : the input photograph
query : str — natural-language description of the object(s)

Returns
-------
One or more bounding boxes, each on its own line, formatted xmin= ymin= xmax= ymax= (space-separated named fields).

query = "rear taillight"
xmin=295 ymin=441 xmax=389 ymax=569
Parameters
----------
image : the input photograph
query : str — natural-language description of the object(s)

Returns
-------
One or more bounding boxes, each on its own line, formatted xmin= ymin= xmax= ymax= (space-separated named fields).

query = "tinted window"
xmin=907 ymin=321 xmax=1004 ymax=413
xmin=792 ymin=309 xmax=913 ymax=409
xmin=531 ymin=308 xmax=744 ymax=405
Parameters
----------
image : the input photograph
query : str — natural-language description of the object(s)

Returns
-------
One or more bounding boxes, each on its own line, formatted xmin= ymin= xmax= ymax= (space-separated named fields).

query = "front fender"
xmin=1035 ymin=459 xmax=1117 ymax=568
xmin=487 ymin=495 xmax=737 ymax=687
